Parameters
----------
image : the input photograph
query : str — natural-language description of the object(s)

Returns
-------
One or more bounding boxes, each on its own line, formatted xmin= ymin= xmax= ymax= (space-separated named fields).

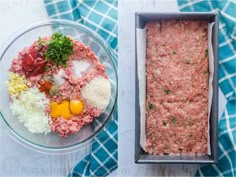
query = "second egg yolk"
xmin=70 ymin=100 xmax=84 ymax=115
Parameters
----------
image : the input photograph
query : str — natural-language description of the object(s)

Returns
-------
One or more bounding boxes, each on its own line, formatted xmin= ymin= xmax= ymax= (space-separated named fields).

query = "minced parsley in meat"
xmin=163 ymin=121 xmax=167 ymax=126
xmin=205 ymin=49 xmax=208 ymax=57
xmin=170 ymin=117 xmax=176 ymax=124
xmin=149 ymin=103 xmax=155 ymax=110
xmin=164 ymin=89 xmax=171 ymax=94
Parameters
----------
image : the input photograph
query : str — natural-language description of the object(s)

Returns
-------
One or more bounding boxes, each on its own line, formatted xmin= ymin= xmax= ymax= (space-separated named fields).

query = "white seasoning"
xmin=10 ymin=87 xmax=51 ymax=134
xmin=53 ymin=69 xmax=65 ymax=86
xmin=72 ymin=60 xmax=91 ymax=78
xmin=81 ymin=76 xmax=111 ymax=110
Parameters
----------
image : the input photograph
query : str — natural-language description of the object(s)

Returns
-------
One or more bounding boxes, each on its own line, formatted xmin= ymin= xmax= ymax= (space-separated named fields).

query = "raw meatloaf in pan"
xmin=145 ymin=20 xmax=209 ymax=155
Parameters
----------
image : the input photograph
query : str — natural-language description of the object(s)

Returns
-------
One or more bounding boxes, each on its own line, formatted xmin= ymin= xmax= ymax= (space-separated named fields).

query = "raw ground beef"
xmin=145 ymin=20 xmax=209 ymax=155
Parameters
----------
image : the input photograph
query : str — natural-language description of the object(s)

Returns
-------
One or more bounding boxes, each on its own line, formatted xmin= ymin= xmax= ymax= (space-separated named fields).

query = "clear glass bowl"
xmin=0 ymin=19 xmax=117 ymax=154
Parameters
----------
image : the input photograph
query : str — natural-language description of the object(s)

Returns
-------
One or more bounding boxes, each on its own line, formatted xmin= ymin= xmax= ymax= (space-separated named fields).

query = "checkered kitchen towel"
xmin=44 ymin=0 xmax=118 ymax=177
xmin=178 ymin=0 xmax=236 ymax=176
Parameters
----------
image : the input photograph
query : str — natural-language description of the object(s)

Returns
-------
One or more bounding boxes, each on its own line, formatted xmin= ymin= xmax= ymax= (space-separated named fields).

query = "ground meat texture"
xmin=145 ymin=20 xmax=209 ymax=155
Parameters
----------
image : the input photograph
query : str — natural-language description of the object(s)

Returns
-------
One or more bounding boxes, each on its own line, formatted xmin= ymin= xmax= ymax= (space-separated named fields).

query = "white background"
xmin=0 ymin=0 xmax=226 ymax=176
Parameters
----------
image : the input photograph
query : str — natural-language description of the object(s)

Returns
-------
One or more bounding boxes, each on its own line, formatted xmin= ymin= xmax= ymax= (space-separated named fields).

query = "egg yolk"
xmin=50 ymin=101 xmax=71 ymax=119
xmin=70 ymin=100 xmax=84 ymax=115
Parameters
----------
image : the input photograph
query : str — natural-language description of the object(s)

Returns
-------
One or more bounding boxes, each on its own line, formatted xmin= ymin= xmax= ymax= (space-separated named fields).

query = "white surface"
xmin=136 ymin=28 xmax=147 ymax=151
xmin=118 ymin=0 xmax=227 ymax=176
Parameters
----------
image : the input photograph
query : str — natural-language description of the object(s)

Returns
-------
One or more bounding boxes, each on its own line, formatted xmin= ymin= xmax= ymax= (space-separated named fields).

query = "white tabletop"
xmin=0 ymin=0 xmax=226 ymax=176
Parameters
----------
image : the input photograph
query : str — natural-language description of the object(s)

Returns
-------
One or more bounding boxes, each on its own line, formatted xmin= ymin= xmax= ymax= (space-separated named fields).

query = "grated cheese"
xmin=7 ymin=72 xmax=29 ymax=95
xmin=10 ymin=87 xmax=51 ymax=134
xmin=81 ymin=76 xmax=111 ymax=110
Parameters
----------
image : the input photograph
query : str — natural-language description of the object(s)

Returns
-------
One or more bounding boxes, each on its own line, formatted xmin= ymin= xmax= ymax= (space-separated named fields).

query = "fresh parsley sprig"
xmin=45 ymin=32 xmax=73 ymax=67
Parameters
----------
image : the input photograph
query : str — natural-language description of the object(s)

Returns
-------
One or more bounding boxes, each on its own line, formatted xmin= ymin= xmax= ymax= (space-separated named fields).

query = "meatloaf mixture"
xmin=145 ymin=20 xmax=209 ymax=155
xmin=8 ymin=33 xmax=111 ymax=137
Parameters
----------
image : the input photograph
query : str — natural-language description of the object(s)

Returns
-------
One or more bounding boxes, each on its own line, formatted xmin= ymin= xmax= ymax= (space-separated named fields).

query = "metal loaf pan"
xmin=135 ymin=12 xmax=219 ymax=164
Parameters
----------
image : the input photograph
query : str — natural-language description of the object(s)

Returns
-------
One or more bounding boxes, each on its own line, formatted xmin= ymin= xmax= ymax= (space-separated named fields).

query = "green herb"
xmin=170 ymin=117 xmax=176 ymax=124
xmin=45 ymin=32 xmax=73 ymax=67
xmin=44 ymin=66 xmax=49 ymax=71
xmin=163 ymin=121 xmax=167 ymax=126
xmin=149 ymin=103 xmax=155 ymax=110
xmin=38 ymin=37 xmax=45 ymax=48
xmin=173 ymin=51 xmax=176 ymax=55
xmin=44 ymin=65 xmax=57 ymax=72
xmin=205 ymin=49 xmax=208 ymax=57
xmin=189 ymin=134 xmax=193 ymax=138
xmin=164 ymin=89 xmax=171 ymax=94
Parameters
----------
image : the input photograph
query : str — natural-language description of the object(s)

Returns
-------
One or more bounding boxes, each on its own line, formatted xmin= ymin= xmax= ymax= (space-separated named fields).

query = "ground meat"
xmin=145 ymin=20 xmax=209 ymax=155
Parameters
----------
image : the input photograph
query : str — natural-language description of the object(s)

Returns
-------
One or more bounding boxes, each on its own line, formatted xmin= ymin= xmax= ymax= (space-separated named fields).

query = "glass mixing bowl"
xmin=0 ymin=19 xmax=117 ymax=154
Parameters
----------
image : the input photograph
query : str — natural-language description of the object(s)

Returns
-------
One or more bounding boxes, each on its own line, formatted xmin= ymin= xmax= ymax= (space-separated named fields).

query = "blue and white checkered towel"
xmin=44 ymin=1 xmax=118 ymax=177
xmin=178 ymin=0 xmax=236 ymax=176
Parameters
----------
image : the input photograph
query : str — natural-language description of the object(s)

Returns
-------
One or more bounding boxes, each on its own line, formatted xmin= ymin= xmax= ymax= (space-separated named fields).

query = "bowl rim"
xmin=0 ymin=19 xmax=118 ymax=152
